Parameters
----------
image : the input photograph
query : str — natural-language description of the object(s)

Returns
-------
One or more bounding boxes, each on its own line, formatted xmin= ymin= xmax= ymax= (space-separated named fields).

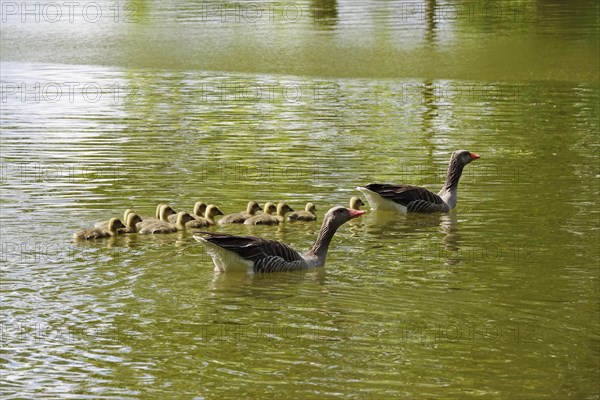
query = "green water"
xmin=1 ymin=1 xmax=599 ymax=399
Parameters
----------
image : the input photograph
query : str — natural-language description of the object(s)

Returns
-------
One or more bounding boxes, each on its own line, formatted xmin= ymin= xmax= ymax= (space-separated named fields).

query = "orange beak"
xmin=348 ymin=209 xmax=365 ymax=219
xmin=469 ymin=152 xmax=480 ymax=160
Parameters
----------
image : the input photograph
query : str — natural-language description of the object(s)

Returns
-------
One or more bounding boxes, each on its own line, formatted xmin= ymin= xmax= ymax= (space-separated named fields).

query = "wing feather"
xmin=198 ymin=232 xmax=305 ymax=273
xmin=364 ymin=183 xmax=444 ymax=209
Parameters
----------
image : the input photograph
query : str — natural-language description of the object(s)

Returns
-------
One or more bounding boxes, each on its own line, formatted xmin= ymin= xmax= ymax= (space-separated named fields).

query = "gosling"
xmin=219 ymin=201 xmax=262 ymax=224
xmin=186 ymin=204 xmax=224 ymax=228
xmin=287 ymin=202 xmax=317 ymax=222
xmin=244 ymin=203 xmax=294 ymax=225
xmin=74 ymin=218 xmax=126 ymax=240
xmin=139 ymin=212 xmax=195 ymax=234
xmin=94 ymin=209 xmax=135 ymax=229
xmin=350 ymin=196 xmax=365 ymax=210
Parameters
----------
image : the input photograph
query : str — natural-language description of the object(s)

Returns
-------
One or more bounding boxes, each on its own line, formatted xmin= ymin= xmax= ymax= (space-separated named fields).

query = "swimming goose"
xmin=357 ymin=150 xmax=480 ymax=213
xmin=139 ymin=211 xmax=195 ymax=234
xmin=119 ymin=212 xmax=143 ymax=234
xmin=168 ymin=202 xmax=207 ymax=223
xmin=186 ymin=204 xmax=224 ymax=228
xmin=94 ymin=209 xmax=135 ymax=229
xmin=287 ymin=202 xmax=317 ymax=222
xmin=195 ymin=206 xmax=365 ymax=273
xmin=350 ymin=196 xmax=365 ymax=210
xmin=74 ymin=218 xmax=126 ymax=240
xmin=219 ymin=201 xmax=262 ymax=224
xmin=244 ymin=203 xmax=294 ymax=225
xmin=137 ymin=204 xmax=176 ymax=230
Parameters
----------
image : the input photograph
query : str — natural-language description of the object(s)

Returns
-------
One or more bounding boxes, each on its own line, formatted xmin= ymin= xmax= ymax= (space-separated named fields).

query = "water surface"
xmin=1 ymin=1 xmax=599 ymax=399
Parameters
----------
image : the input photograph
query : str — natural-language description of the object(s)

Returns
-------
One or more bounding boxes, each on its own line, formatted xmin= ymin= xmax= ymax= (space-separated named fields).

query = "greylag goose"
xmin=119 ymin=212 xmax=143 ymax=234
xmin=287 ymin=202 xmax=317 ymax=222
xmin=357 ymin=150 xmax=480 ymax=213
xmin=139 ymin=211 xmax=195 ymax=234
xmin=168 ymin=201 xmax=207 ymax=223
xmin=94 ymin=209 xmax=135 ymax=229
xmin=136 ymin=204 xmax=176 ymax=230
xmin=219 ymin=201 xmax=262 ymax=224
xmin=244 ymin=203 xmax=294 ymax=225
xmin=349 ymin=197 xmax=365 ymax=210
xmin=74 ymin=218 xmax=126 ymax=240
xmin=195 ymin=206 xmax=365 ymax=273
xmin=186 ymin=204 xmax=224 ymax=228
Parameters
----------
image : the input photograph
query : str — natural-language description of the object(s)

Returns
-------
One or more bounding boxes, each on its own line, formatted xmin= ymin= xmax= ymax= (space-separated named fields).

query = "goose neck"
xmin=307 ymin=220 xmax=339 ymax=265
xmin=440 ymin=159 xmax=465 ymax=194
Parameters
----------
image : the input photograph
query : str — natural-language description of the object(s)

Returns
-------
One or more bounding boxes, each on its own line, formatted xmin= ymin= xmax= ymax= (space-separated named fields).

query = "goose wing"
xmin=198 ymin=233 xmax=306 ymax=273
xmin=363 ymin=183 xmax=448 ymax=212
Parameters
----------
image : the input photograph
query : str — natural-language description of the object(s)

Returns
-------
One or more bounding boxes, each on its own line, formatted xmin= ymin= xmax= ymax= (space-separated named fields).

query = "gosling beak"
xmin=469 ymin=152 xmax=480 ymax=160
xmin=348 ymin=209 xmax=366 ymax=219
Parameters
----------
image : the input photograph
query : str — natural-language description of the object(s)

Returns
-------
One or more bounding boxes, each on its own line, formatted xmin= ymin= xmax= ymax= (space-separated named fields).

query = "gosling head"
xmin=205 ymin=204 xmax=224 ymax=219
xmin=263 ymin=202 xmax=277 ymax=215
xmin=176 ymin=212 xmax=195 ymax=226
xmin=305 ymin=202 xmax=317 ymax=214
xmin=160 ymin=205 xmax=176 ymax=221
xmin=276 ymin=202 xmax=294 ymax=216
xmin=124 ymin=209 xmax=136 ymax=221
xmin=126 ymin=212 xmax=143 ymax=228
xmin=193 ymin=202 xmax=208 ymax=217
xmin=247 ymin=201 xmax=262 ymax=215
xmin=155 ymin=204 xmax=165 ymax=219
xmin=108 ymin=218 xmax=126 ymax=234
xmin=350 ymin=196 xmax=365 ymax=210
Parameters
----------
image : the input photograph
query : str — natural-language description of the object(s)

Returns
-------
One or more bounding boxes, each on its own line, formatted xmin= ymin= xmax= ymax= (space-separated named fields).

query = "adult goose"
xmin=186 ymin=204 xmax=224 ymax=228
xmin=195 ymin=206 xmax=365 ymax=273
xmin=219 ymin=201 xmax=262 ymax=224
xmin=349 ymin=197 xmax=365 ymax=210
xmin=244 ymin=203 xmax=294 ymax=225
xmin=74 ymin=218 xmax=126 ymax=240
xmin=357 ymin=150 xmax=480 ymax=213
xmin=94 ymin=209 xmax=135 ymax=229
xmin=287 ymin=202 xmax=317 ymax=222
xmin=139 ymin=212 xmax=195 ymax=234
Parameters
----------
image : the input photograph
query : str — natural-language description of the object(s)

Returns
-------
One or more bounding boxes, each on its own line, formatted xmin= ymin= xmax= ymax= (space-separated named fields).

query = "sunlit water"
xmin=1 ymin=1 xmax=599 ymax=399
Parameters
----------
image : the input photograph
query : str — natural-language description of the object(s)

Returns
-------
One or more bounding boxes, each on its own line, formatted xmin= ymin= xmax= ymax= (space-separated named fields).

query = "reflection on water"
xmin=1 ymin=1 xmax=599 ymax=398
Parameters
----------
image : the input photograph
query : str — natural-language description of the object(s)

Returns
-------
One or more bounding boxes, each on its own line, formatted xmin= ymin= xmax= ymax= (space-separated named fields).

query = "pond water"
xmin=1 ymin=0 xmax=599 ymax=398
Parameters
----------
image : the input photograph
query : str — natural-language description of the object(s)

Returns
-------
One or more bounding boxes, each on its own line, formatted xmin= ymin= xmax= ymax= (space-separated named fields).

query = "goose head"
xmin=322 ymin=206 xmax=365 ymax=229
xmin=205 ymin=204 xmax=224 ymax=220
xmin=276 ymin=202 xmax=294 ymax=217
xmin=193 ymin=202 xmax=208 ymax=217
xmin=247 ymin=201 xmax=262 ymax=215
xmin=452 ymin=150 xmax=480 ymax=166
xmin=126 ymin=212 xmax=143 ymax=229
xmin=349 ymin=196 xmax=365 ymax=210
xmin=263 ymin=202 xmax=277 ymax=215
xmin=160 ymin=205 xmax=177 ymax=221
xmin=108 ymin=218 xmax=126 ymax=234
